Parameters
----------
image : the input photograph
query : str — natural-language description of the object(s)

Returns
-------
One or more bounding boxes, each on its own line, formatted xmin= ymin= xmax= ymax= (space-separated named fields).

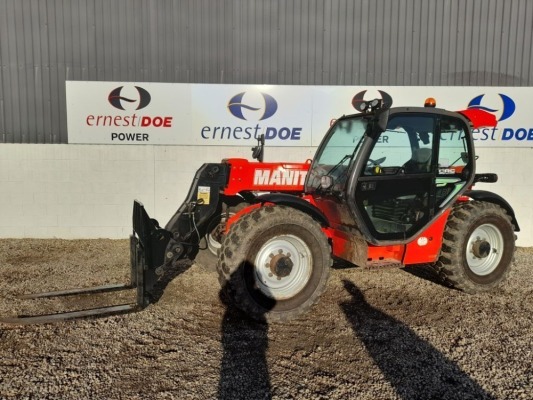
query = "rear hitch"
xmin=0 ymin=201 xmax=171 ymax=325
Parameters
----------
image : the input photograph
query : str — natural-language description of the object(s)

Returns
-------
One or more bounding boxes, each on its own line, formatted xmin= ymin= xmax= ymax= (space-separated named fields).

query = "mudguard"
xmin=255 ymin=193 xmax=329 ymax=227
xmin=464 ymin=190 xmax=520 ymax=231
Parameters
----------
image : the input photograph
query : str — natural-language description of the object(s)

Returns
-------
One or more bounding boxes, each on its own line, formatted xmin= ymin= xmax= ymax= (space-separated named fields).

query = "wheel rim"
xmin=207 ymin=223 xmax=224 ymax=255
xmin=466 ymin=223 xmax=504 ymax=276
xmin=207 ymin=213 xmax=235 ymax=255
xmin=254 ymin=234 xmax=313 ymax=300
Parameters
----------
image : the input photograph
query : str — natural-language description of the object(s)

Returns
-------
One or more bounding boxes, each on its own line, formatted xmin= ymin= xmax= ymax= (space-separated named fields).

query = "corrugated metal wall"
xmin=1 ymin=0 xmax=532 ymax=143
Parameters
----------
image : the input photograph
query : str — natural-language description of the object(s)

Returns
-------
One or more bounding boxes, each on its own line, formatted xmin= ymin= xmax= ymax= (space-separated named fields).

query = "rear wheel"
xmin=217 ymin=205 xmax=332 ymax=322
xmin=433 ymin=201 xmax=515 ymax=293
xmin=194 ymin=201 xmax=248 ymax=270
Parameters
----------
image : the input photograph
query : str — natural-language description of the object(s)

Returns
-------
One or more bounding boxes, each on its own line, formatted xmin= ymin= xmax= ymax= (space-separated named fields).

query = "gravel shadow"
xmin=149 ymin=259 xmax=194 ymax=303
xmin=340 ymin=280 xmax=495 ymax=400
xmin=400 ymin=263 xmax=452 ymax=288
xmin=217 ymin=266 xmax=273 ymax=400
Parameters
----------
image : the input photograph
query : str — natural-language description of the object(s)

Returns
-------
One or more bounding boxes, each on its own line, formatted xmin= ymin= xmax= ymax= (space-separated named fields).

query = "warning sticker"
xmin=197 ymin=186 xmax=211 ymax=205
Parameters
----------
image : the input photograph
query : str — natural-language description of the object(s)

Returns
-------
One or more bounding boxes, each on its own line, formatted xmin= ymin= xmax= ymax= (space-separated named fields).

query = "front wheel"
xmin=433 ymin=201 xmax=515 ymax=293
xmin=217 ymin=205 xmax=332 ymax=322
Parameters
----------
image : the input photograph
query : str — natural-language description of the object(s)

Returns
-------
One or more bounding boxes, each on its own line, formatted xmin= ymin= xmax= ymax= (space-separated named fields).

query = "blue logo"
xmin=227 ymin=92 xmax=278 ymax=121
xmin=467 ymin=93 xmax=516 ymax=121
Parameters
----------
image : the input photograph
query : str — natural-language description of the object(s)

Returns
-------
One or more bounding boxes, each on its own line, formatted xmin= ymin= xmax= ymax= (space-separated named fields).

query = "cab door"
xmin=434 ymin=115 xmax=474 ymax=210
xmin=352 ymin=113 xmax=438 ymax=243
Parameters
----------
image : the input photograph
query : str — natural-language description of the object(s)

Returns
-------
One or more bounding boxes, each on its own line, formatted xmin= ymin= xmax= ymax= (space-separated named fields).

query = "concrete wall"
xmin=0 ymin=144 xmax=529 ymax=246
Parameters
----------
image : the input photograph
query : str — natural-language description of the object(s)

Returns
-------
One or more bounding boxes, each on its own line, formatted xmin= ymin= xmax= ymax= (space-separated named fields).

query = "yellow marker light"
xmin=424 ymin=97 xmax=437 ymax=107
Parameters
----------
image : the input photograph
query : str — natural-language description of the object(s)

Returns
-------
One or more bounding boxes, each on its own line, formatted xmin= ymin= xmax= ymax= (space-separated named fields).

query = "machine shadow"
xmin=400 ymin=263 xmax=452 ymax=289
xmin=340 ymin=280 xmax=495 ymax=400
xmin=149 ymin=259 xmax=193 ymax=303
xmin=217 ymin=264 xmax=273 ymax=400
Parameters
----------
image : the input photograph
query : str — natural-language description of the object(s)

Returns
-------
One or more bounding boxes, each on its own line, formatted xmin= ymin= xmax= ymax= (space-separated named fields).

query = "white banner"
xmin=66 ymin=82 xmax=191 ymax=145
xmin=191 ymin=85 xmax=313 ymax=146
xmin=67 ymin=81 xmax=533 ymax=147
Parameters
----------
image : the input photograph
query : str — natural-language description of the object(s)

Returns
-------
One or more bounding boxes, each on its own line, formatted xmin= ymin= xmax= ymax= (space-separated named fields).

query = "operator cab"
xmin=306 ymin=100 xmax=475 ymax=245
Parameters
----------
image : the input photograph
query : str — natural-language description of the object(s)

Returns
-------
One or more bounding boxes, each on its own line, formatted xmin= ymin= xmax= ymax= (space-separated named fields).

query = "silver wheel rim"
xmin=466 ymin=223 xmax=504 ymax=276
xmin=254 ymin=234 xmax=313 ymax=300
xmin=207 ymin=230 xmax=223 ymax=255
xmin=207 ymin=212 xmax=236 ymax=255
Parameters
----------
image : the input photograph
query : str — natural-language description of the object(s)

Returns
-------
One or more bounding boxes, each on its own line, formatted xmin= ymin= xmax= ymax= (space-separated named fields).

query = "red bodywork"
xmin=220 ymin=109 xmax=496 ymax=268
xmin=223 ymin=158 xmax=311 ymax=195
xmin=458 ymin=108 xmax=498 ymax=129
xmin=222 ymin=158 xmax=449 ymax=267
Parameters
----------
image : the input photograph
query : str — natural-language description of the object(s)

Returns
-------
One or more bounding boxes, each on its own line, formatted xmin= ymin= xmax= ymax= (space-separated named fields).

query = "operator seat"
xmin=404 ymin=148 xmax=432 ymax=173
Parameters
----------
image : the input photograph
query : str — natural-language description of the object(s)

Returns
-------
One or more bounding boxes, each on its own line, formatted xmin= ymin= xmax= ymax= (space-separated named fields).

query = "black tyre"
xmin=433 ymin=201 xmax=515 ymax=293
xmin=217 ymin=205 xmax=332 ymax=322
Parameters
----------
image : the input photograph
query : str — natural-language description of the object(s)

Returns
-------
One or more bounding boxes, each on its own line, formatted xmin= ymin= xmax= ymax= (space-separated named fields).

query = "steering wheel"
xmin=367 ymin=156 xmax=386 ymax=166
xmin=366 ymin=156 xmax=386 ymax=175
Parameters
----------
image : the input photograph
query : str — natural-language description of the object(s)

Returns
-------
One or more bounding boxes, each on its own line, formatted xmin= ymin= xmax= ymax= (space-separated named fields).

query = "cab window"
xmin=364 ymin=115 xmax=435 ymax=175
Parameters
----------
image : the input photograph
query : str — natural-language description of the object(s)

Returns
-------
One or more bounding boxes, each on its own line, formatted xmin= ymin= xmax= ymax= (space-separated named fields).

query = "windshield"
xmin=306 ymin=116 xmax=370 ymax=192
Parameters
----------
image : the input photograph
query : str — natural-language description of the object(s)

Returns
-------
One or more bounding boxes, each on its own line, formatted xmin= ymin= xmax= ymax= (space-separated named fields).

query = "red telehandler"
xmin=2 ymin=98 xmax=518 ymax=323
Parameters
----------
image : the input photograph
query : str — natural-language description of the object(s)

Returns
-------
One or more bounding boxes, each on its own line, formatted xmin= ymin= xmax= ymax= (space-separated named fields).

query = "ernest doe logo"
xmin=84 ymin=84 xmax=172 ymax=144
xmin=227 ymin=92 xmax=278 ymax=121
xmin=108 ymin=86 xmax=152 ymax=111
xmin=467 ymin=93 xmax=516 ymax=121
xmin=200 ymin=91 xmax=301 ymax=141
xmin=465 ymin=93 xmax=533 ymax=142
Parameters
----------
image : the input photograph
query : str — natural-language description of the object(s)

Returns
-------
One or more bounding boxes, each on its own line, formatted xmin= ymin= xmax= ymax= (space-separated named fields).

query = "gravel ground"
xmin=0 ymin=239 xmax=531 ymax=399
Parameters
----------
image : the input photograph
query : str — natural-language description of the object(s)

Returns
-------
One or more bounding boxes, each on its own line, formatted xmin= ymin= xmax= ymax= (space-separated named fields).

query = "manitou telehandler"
xmin=2 ymin=98 xmax=519 ymax=323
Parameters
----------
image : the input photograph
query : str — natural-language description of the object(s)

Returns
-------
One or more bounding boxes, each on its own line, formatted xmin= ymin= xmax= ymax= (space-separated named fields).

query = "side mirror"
xmin=474 ymin=173 xmax=498 ymax=183
xmin=252 ymin=134 xmax=265 ymax=162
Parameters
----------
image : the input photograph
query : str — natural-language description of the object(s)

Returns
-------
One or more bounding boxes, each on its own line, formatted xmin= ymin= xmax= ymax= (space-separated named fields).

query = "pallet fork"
xmin=0 ymin=201 xmax=171 ymax=325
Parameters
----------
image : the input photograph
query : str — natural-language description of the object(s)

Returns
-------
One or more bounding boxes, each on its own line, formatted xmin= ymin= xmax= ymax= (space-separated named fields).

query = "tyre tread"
xmin=432 ymin=201 xmax=515 ymax=293
xmin=216 ymin=205 xmax=332 ymax=322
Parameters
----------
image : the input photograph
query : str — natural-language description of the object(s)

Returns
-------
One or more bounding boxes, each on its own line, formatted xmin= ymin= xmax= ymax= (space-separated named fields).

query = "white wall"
xmin=474 ymin=147 xmax=531 ymax=246
xmin=0 ymin=144 xmax=530 ymax=246
xmin=0 ymin=144 xmax=315 ymax=239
